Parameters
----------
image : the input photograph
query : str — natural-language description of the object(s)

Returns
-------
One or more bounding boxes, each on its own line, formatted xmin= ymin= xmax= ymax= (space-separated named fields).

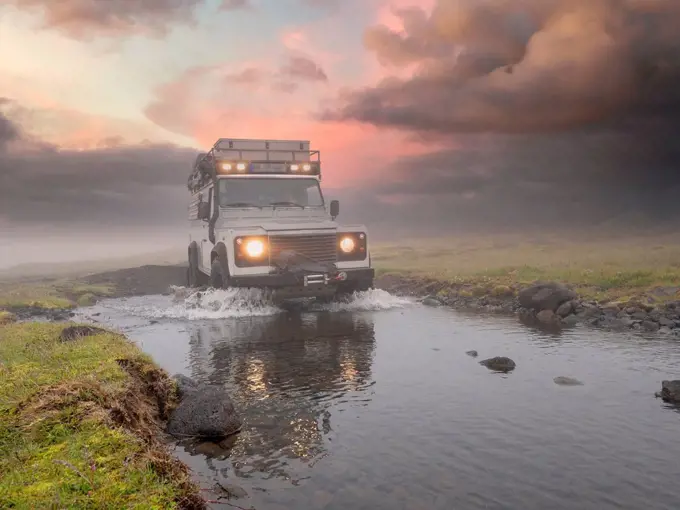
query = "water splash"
xmin=106 ymin=286 xmax=414 ymax=321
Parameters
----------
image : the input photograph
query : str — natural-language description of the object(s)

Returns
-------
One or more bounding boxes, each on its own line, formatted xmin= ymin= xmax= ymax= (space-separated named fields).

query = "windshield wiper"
xmin=224 ymin=202 xmax=261 ymax=208
xmin=269 ymin=201 xmax=305 ymax=208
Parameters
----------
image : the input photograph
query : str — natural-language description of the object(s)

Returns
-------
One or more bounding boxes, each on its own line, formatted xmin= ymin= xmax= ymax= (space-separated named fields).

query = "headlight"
xmin=339 ymin=236 xmax=356 ymax=253
xmin=234 ymin=236 xmax=268 ymax=266
xmin=337 ymin=232 xmax=367 ymax=261
xmin=244 ymin=239 xmax=265 ymax=257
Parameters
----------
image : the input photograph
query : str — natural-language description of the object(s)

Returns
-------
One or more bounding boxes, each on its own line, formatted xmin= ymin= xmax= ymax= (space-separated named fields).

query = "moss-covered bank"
xmin=0 ymin=322 xmax=205 ymax=509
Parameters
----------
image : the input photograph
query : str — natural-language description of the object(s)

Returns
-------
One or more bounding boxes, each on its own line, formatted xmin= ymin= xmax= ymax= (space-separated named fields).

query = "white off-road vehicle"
xmin=186 ymin=138 xmax=374 ymax=300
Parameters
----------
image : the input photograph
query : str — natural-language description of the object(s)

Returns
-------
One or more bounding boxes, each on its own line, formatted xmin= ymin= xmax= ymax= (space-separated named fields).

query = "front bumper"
xmin=230 ymin=267 xmax=374 ymax=297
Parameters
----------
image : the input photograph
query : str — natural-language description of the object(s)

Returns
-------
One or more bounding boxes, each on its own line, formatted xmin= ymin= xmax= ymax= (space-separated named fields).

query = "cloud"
xmin=0 ymin=103 xmax=197 ymax=228
xmin=6 ymin=0 xmax=203 ymax=39
xmin=220 ymin=0 xmax=252 ymax=10
xmin=323 ymin=0 xmax=680 ymax=135
xmin=279 ymin=56 xmax=329 ymax=82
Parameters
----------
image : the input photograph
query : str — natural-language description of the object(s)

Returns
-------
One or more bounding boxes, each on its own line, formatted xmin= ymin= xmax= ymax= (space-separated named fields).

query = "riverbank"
xmin=0 ymin=321 xmax=205 ymax=509
xmin=373 ymin=234 xmax=680 ymax=334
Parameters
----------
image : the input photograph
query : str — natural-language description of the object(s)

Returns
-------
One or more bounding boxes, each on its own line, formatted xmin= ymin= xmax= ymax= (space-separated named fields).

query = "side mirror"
xmin=198 ymin=201 xmax=211 ymax=221
xmin=330 ymin=200 xmax=339 ymax=219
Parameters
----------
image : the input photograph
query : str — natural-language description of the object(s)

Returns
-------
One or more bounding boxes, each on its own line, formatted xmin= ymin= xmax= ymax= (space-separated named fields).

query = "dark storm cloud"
xmin=0 ymin=108 xmax=198 ymax=227
xmin=6 ymin=0 xmax=203 ymax=38
xmin=323 ymin=0 xmax=680 ymax=135
xmin=279 ymin=56 xmax=329 ymax=82
xmin=316 ymin=0 xmax=680 ymax=229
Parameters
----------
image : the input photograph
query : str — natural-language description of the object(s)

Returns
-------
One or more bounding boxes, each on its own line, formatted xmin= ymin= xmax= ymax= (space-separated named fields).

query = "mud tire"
xmin=210 ymin=259 xmax=230 ymax=289
xmin=187 ymin=244 xmax=208 ymax=288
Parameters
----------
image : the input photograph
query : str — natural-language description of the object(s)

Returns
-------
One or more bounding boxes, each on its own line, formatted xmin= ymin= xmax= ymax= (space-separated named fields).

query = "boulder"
xmin=536 ymin=309 xmax=558 ymax=325
xmin=172 ymin=373 xmax=200 ymax=399
xmin=167 ymin=375 xmax=242 ymax=440
xmin=659 ymin=380 xmax=680 ymax=403
xmin=641 ymin=320 xmax=660 ymax=333
xmin=518 ymin=282 xmax=578 ymax=312
xmin=556 ymin=300 xmax=574 ymax=318
xmin=479 ymin=356 xmax=516 ymax=373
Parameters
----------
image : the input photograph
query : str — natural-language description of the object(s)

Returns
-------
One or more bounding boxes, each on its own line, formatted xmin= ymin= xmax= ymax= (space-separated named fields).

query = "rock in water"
xmin=479 ymin=356 xmax=516 ymax=372
xmin=556 ymin=300 xmax=575 ymax=318
xmin=518 ymin=282 xmax=577 ymax=312
xmin=422 ymin=296 xmax=443 ymax=307
xmin=172 ymin=374 xmax=200 ymax=399
xmin=536 ymin=309 xmax=557 ymax=325
xmin=466 ymin=350 xmax=478 ymax=358
xmin=659 ymin=380 xmax=680 ymax=403
xmin=168 ymin=381 xmax=242 ymax=440
xmin=553 ymin=376 xmax=584 ymax=386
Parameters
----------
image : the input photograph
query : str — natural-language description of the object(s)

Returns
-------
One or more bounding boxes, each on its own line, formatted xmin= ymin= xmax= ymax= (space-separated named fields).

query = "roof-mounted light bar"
xmin=215 ymin=160 xmax=320 ymax=176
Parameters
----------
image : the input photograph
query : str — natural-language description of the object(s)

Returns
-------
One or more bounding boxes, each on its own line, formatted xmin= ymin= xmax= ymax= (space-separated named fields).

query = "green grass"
xmin=0 ymin=322 xmax=203 ymax=509
xmin=372 ymin=233 xmax=680 ymax=302
xmin=0 ymin=280 xmax=116 ymax=311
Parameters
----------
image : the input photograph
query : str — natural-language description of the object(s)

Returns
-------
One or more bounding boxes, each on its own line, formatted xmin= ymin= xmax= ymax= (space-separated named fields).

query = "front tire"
xmin=210 ymin=259 xmax=230 ymax=289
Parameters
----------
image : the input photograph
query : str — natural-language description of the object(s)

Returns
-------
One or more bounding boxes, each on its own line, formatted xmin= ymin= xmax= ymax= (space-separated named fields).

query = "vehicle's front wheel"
xmin=209 ymin=259 xmax=230 ymax=289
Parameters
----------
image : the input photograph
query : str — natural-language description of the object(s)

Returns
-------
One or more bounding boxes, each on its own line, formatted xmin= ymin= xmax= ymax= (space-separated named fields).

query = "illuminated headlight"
xmin=290 ymin=164 xmax=300 ymax=171
xmin=337 ymin=232 xmax=367 ymax=261
xmin=339 ymin=236 xmax=356 ymax=253
xmin=236 ymin=162 xmax=247 ymax=172
xmin=220 ymin=162 xmax=233 ymax=171
xmin=302 ymin=163 xmax=311 ymax=172
xmin=244 ymin=239 xmax=264 ymax=257
xmin=234 ymin=236 xmax=268 ymax=266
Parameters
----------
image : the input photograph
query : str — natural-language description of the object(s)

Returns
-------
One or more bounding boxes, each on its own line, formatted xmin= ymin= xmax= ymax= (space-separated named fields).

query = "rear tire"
xmin=187 ymin=245 xmax=202 ymax=288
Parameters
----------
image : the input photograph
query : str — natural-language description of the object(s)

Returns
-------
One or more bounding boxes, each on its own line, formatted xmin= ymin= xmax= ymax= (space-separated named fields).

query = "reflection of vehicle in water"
xmin=186 ymin=138 xmax=375 ymax=301
xmin=184 ymin=312 xmax=376 ymax=479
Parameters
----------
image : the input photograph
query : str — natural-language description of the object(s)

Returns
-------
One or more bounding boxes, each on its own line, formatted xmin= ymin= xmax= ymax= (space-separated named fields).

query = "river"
xmin=75 ymin=288 xmax=680 ymax=510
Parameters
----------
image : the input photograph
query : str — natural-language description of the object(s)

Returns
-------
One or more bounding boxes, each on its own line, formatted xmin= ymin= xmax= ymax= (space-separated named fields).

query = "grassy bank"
xmin=373 ymin=233 xmax=680 ymax=303
xmin=0 ymin=322 xmax=204 ymax=509
xmin=0 ymin=280 xmax=115 ymax=311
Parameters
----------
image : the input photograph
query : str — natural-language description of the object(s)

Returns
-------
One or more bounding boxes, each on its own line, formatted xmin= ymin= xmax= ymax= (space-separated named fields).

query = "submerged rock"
xmin=553 ymin=376 xmax=584 ymax=386
xmin=168 ymin=374 xmax=241 ymax=440
xmin=465 ymin=350 xmax=478 ymax=358
xmin=659 ymin=380 xmax=680 ymax=403
xmin=479 ymin=356 xmax=516 ymax=373
xmin=518 ymin=282 xmax=577 ymax=312
xmin=422 ymin=296 xmax=443 ymax=307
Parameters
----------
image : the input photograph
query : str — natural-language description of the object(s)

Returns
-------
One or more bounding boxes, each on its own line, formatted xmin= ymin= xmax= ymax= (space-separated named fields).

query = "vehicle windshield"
xmin=218 ymin=177 xmax=324 ymax=208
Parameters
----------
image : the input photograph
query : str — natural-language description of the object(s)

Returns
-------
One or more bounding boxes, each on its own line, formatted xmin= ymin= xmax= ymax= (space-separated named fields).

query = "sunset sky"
xmin=2 ymin=0 xmax=680 ymax=256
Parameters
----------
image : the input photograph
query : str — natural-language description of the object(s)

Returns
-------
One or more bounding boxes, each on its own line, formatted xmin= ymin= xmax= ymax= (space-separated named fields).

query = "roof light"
xmin=236 ymin=162 xmax=247 ymax=172
xmin=302 ymin=164 xmax=311 ymax=172
xmin=290 ymin=164 xmax=300 ymax=171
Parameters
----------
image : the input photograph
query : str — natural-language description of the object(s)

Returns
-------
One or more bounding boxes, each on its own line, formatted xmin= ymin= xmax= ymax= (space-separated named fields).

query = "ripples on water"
xmin=77 ymin=289 xmax=680 ymax=510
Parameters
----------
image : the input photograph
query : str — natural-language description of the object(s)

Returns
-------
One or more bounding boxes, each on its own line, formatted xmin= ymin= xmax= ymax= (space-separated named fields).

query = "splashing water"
xmin=108 ymin=286 xmax=414 ymax=321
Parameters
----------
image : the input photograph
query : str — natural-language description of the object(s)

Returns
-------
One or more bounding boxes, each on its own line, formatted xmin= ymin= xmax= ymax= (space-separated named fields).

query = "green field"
xmin=0 ymin=322 xmax=203 ymax=509
xmin=372 ymin=233 xmax=680 ymax=302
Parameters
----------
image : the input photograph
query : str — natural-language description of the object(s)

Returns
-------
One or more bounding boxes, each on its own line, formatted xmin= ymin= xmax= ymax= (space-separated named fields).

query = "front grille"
xmin=269 ymin=234 xmax=337 ymax=264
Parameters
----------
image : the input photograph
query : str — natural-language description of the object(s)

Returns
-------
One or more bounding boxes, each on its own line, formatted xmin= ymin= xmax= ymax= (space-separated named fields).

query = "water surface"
xmin=77 ymin=289 xmax=680 ymax=510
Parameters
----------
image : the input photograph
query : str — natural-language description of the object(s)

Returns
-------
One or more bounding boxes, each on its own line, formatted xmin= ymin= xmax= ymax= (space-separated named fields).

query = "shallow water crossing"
xmin=76 ymin=288 xmax=680 ymax=510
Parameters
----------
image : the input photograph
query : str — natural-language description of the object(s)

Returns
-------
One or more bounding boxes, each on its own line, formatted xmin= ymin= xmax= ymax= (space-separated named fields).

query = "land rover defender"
xmin=186 ymin=138 xmax=374 ymax=300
